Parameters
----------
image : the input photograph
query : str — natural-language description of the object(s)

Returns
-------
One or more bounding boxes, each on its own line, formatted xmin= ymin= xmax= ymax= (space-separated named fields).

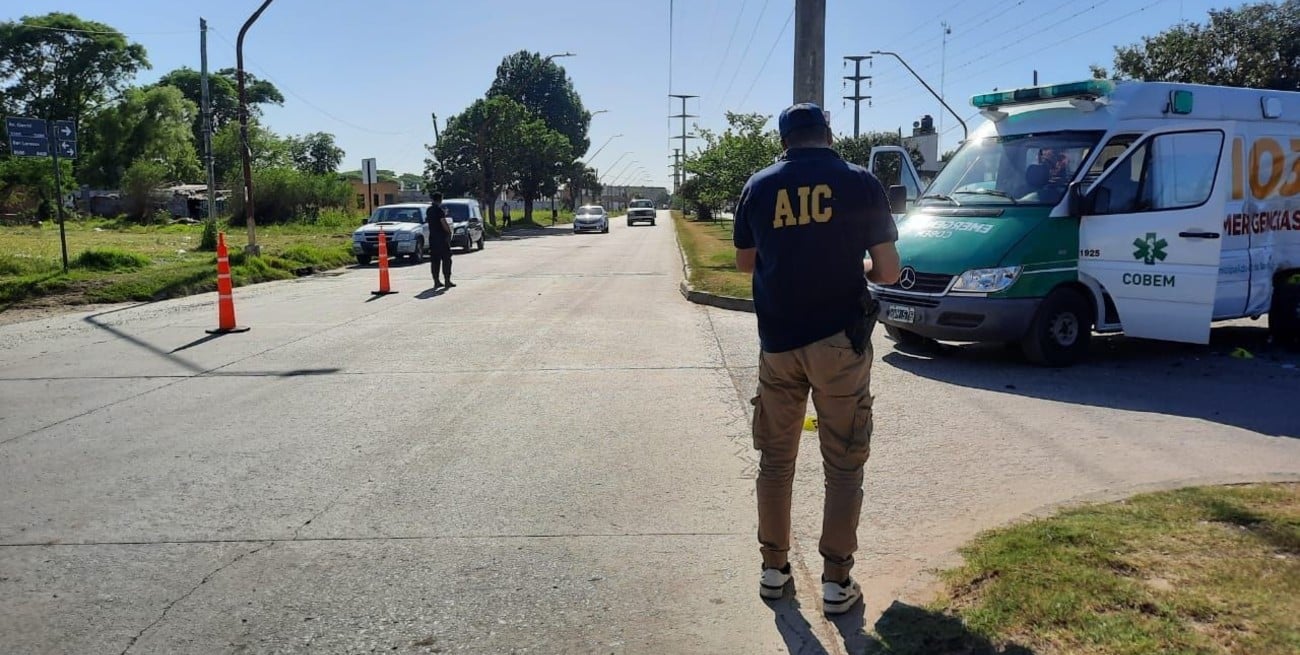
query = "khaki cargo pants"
xmin=751 ymin=331 xmax=873 ymax=582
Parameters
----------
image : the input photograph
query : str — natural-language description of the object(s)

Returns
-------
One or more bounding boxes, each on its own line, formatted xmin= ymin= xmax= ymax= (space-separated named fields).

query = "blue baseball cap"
xmin=778 ymin=103 xmax=829 ymax=138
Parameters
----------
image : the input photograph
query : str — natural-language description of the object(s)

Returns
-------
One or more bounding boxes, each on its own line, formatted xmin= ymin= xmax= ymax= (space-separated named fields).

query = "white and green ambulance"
xmin=872 ymin=79 xmax=1300 ymax=366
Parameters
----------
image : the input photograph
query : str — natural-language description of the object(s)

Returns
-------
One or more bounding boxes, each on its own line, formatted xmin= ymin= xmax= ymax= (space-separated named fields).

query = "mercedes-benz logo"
xmin=898 ymin=267 xmax=917 ymax=290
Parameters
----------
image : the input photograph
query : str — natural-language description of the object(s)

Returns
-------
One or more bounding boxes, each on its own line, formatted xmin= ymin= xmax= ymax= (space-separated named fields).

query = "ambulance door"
xmin=868 ymin=146 xmax=923 ymax=218
xmin=1077 ymin=126 xmax=1228 ymax=344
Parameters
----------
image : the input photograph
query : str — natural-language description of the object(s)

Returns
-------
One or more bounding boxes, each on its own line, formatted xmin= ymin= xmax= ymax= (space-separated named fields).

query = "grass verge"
xmin=922 ymin=483 xmax=1300 ymax=655
xmin=1 ymin=218 xmax=356 ymax=310
xmin=673 ymin=211 xmax=751 ymax=299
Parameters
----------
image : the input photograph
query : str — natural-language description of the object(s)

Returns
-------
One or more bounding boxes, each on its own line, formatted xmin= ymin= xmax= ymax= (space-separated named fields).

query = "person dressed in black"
xmin=427 ymin=192 xmax=455 ymax=288
xmin=501 ymin=201 xmax=511 ymax=229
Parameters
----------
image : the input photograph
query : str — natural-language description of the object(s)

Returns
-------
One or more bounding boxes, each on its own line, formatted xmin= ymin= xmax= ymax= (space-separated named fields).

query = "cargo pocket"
xmin=750 ymin=393 xmax=766 ymax=450
xmin=849 ymin=397 xmax=874 ymax=461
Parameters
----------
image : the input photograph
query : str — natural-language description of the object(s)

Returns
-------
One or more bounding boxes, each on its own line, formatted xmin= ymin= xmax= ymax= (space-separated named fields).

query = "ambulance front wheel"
xmin=1021 ymin=288 xmax=1093 ymax=367
xmin=1269 ymin=277 xmax=1300 ymax=349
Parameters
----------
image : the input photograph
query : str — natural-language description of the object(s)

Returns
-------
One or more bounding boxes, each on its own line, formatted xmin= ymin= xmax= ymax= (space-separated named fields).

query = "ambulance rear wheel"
xmin=1269 ymin=276 xmax=1300 ymax=349
xmin=1022 ymin=288 xmax=1093 ymax=367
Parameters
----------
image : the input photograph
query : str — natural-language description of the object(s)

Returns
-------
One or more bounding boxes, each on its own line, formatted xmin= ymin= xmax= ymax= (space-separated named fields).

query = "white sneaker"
xmin=822 ymin=577 xmax=862 ymax=614
xmin=759 ymin=564 xmax=792 ymax=600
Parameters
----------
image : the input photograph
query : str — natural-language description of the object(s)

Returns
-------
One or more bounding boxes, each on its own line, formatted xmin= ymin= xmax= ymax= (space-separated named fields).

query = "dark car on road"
xmin=442 ymin=199 xmax=486 ymax=252
xmin=626 ymin=199 xmax=656 ymax=226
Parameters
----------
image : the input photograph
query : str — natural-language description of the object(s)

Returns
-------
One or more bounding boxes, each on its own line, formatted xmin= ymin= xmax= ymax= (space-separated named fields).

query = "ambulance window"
xmin=1091 ymin=130 xmax=1223 ymax=214
xmin=1082 ymin=134 xmax=1140 ymax=185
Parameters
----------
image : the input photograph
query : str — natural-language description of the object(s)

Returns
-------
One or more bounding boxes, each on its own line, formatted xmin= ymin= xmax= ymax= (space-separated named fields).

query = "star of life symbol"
xmin=1132 ymin=232 xmax=1168 ymax=265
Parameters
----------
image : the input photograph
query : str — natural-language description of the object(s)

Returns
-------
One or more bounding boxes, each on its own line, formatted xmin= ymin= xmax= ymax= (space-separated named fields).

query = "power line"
xmin=717 ymin=0 xmax=773 ymax=111
xmin=210 ymin=28 xmax=409 ymax=137
xmin=945 ymin=0 xmax=1127 ymax=76
xmin=872 ymin=0 xmax=1078 ymax=88
xmin=736 ymin=8 xmax=796 ymax=109
xmin=871 ymin=0 xmax=1115 ymax=107
xmin=703 ymin=0 xmax=750 ymax=107
xmin=17 ymin=24 xmax=192 ymax=36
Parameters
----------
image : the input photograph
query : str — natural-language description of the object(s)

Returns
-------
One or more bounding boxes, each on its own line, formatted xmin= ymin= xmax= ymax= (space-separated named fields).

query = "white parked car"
xmin=573 ymin=205 xmax=609 ymax=234
xmin=351 ymin=204 xmax=430 ymax=266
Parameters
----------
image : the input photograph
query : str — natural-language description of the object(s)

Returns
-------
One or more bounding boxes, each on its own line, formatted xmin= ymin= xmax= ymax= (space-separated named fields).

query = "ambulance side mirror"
xmin=888 ymin=185 xmax=908 ymax=215
xmin=1066 ymin=181 xmax=1088 ymax=218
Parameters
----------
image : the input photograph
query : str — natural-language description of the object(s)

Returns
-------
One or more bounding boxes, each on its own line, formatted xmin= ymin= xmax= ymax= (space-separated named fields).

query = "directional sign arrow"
xmin=59 ymin=125 xmax=72 ymax=138
xmin=58 ymin=140 xmax=77 ymax=157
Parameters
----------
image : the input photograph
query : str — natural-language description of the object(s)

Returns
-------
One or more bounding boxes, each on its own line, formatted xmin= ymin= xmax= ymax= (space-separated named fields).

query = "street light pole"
xmin=870 ymin=50 xmax=968 ymax=142
xmin=585 ymin=133 xmax=623 ymax=164
xmin=236 ymin=0 xmax=274 ymax=255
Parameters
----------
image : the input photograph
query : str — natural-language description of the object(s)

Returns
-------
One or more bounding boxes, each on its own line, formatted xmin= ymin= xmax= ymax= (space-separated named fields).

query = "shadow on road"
xmin=494 ymin=224 xmax=577 ymax=241
xmin=83 ymin=305 xmax=341 ymax=378
xmin=882 ymin=325 xmax=1300 ymax=438
xmin=765 ymin=597 xmax=1033 ymax=655
xmin=415 ymin=287 xmax=446 ymax=299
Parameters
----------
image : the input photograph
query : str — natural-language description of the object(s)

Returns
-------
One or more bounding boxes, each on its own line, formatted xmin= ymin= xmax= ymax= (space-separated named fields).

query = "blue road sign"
xmin=5 ymin=116 xmax=47 ymax=139
xmin=54 ymin=120 xmax=76 ymax=140
xmin=57 ymin=139 xmax=77 ymax=158
xmin=7 ymin=116 xmax=52 ymax=157
xmin=10 ymin=138 xmax=51 ymax=157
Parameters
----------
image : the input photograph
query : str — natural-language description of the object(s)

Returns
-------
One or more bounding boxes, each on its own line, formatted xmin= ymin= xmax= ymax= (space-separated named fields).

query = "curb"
xmin=672 ymin=216 xmax=755 ymax=314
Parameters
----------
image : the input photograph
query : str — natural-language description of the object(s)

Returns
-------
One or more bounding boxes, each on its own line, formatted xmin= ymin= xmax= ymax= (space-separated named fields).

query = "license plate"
xmin=886 ymin=305 xmax=916 ymax=324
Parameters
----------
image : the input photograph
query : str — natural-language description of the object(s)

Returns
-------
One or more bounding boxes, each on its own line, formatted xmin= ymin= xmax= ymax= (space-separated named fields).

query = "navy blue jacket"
xmin=734 ymin=148 xmax=897 ymax=353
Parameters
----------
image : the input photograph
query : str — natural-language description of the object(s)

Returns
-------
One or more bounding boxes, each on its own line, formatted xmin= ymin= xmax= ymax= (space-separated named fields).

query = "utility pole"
xmin=939 ymin=21 xmax=951 ymax=138
xmin=794 ymin=0 xmax=826 ymax=105
xmin=842 ymin=55 xmax=872 ymax=138
xmin=671 ymin=149 xmax=681 ymax=194
xmin=200 ymin=18 xmax=216 ymax=228
xmin=669 ymin=94 xmax=697 ymax=191
xmin=236 ymin=0 xmax=274 ymax=256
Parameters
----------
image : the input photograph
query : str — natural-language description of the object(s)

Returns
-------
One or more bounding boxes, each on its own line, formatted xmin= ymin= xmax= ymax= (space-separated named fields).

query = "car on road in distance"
xmin=442 ymin=198 xmax=486 ymax=252
xmin=627 ymin=199 xmax=657 ymax=226
xmin=351 ymin=203 xmax=430 ymax=266
xmin=574 ymin=205 xmax=610 ymax=233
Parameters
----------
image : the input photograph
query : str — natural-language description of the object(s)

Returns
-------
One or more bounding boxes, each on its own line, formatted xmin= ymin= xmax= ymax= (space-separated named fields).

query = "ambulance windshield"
xmin=925 ymin=131 xmax=1104 ymax=207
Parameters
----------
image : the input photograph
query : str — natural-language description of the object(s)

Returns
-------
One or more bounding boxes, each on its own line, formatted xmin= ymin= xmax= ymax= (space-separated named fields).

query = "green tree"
xmin=226 ymin=167 xmax=351 ymax=223
xmin=288 ymin=132 xmax=344 ymax=175
xmin=0 ymin=156 xmax=72 ymax=220
xmin=510 ymin=120 xmax=572 ymax=222
xmin=153 ymin=67 xmax=284 ymax=148
xmin=487 ymin=51 xmax=591 ymax=157
xmin=1111 ymin=0 xmax=1300 ymax=90
xmin=79 ymin=85 xmax=201 ymax=188
xmin=0 ymin=12 xmax=149 ymax=125
xmin=685 ymin=112 xmax=782 ymax=215
xmin=213 ymin=120 xmax=290 ymax=183
xmin=120 ymin=159 xmax=169 ymax=221
xmin=562 ymin=161 xmax=600 ymax=210
xmin=427 ymin=96 xmax=531 ymax=226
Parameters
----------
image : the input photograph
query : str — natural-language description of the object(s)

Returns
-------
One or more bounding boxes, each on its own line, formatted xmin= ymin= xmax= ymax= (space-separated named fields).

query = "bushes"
xmin=226 ymin=167 xmax=352 ymax=223
xmin=121 ymin=160 xmax=170 ymax=221
xmin=73 ymin=247 xmax=151 ymax=271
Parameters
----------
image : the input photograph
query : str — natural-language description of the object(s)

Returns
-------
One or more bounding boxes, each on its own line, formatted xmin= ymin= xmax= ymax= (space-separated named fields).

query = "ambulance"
xmin=871 ymin=79 xmax=1300 ymax=366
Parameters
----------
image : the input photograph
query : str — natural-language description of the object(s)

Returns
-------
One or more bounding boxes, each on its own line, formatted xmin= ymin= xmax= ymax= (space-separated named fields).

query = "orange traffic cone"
xmin=207 ymin=232 xmax=250 ymax=334
xmin=372 ymin=227 xmax=397 ymax=296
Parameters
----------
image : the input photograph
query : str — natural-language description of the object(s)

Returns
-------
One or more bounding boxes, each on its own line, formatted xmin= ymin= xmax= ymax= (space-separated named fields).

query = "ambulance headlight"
xmin=951 ymin=266 xmax=1021 ymax=293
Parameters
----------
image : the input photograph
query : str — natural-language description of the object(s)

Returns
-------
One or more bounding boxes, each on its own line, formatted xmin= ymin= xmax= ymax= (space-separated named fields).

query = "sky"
xmin=10 ymin=0 xmax=1225 ymax=190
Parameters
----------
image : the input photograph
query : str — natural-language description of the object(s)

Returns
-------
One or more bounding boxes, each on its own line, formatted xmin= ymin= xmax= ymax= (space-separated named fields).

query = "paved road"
xmin=1 ymin=211 xmax=1299 ymax=654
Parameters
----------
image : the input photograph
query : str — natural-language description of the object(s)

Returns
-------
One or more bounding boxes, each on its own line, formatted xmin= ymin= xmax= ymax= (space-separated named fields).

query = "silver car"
xmin=573 ymin=205 xmax=609 ymax=234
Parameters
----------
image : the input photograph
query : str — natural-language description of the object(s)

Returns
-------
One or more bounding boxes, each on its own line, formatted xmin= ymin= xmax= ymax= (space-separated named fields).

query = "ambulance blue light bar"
xmin=971 ymin=80 xmax=1115 ymax=109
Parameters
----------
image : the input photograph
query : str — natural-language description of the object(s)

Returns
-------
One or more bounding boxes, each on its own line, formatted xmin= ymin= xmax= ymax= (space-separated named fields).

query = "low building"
xmin=348 ymin=179 xmax=400 ymax=214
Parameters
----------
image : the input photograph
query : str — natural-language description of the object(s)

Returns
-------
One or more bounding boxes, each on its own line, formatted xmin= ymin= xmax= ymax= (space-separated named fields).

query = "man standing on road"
xmin=427 ymin=192 xmax=455 ymax=289
xmin=733 ymin=103 xmax=901 ymax=614
xmin=501 ymin=200 xmax=512 ymax=229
